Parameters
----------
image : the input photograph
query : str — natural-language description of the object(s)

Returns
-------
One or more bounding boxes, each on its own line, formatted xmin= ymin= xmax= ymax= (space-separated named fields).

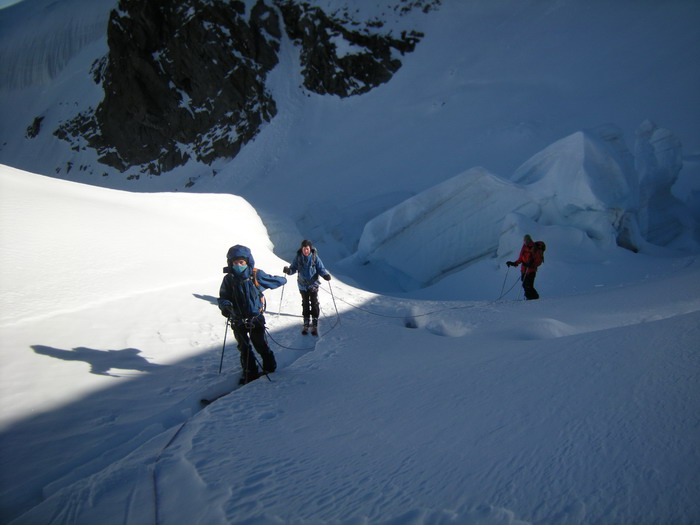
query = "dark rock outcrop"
xmin=276 ymin=0 xmax=422 ymax=97
xmin=55 ymin=0 xmax=434 ymax=175
xmin=26 ymin=116 xmax=44 ymax=139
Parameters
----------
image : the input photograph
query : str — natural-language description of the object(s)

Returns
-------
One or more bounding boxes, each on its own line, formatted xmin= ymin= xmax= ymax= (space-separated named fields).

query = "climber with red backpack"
xmin=507 ymin=234 xmax=546 ymax=300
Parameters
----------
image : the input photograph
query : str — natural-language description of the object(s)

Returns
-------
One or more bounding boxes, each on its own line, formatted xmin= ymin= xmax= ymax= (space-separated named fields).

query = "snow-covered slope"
xmin=0 ymin=0 xmax=112 ymax=90
xmin=0 ymin=0 xmax=698 ymax=276
xmin=1 ymin=165 xmax=699 ymax=524
xmin=0 ymin=164 xmax=293 ymax=521
xmin=1 ymin=0 xmax=700 ymax=522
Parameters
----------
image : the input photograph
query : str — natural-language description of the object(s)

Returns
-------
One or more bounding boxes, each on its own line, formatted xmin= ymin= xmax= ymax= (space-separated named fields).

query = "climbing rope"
xmin=266 ymin=270 xmax=523 ymax=350
xmin=156 ymin=271 xmax=525 ymax=521
xmin=265 ymin=281 xmax=342 ymax=351
xmin=495 ymin=271 xmax=522 ymax=301
xmin=317 ymin=285 xmax=479 ymax=319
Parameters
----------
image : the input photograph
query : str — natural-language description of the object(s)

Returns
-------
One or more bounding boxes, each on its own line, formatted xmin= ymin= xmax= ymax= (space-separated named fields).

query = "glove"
xmin=506 ymin=261 xmax=515 ymax=267
xmin=220 ymin=300 xmax=234 ymax=316
xmin=283 ymin=266 xmax=290 ymax=274
xmin=323 ymin=274 xmax=331 ymax=281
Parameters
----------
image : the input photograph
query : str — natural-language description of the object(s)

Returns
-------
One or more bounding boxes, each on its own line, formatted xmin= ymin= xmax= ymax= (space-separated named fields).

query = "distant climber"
xmin=507 ymin=234 xmax=546 ymax=300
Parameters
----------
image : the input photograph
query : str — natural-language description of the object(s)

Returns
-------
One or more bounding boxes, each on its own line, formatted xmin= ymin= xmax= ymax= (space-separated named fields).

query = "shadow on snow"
xmin=0 ymin=296 xmax=343 ymax=523
xmin=31 ymin=345 xmax=165 ymax=377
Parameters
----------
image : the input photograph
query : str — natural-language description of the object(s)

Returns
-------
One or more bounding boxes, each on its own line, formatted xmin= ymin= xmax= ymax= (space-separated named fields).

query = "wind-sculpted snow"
xmin=0 ymin=0 xmax=114 ymax=90
xmin=516 ymin=122 xmax=696 ymax=252
xmin=509 ymin=125 xmax=646 ymax=254
xmin=351 ymin=124 xmax=698 ymax=291
xmin=355 ymin=167 xmax=539 ymax=289
xmin=0 ymin=166 xmax=273 ymax=327
xmin=513 ymin=126 xmax=637 ymax=222
xmin=635 ymin=120 xmax=695 ymax=247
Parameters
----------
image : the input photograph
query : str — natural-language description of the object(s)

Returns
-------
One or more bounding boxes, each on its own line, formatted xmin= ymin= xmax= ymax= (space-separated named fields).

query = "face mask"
xmin=232 ymin=264 xmax=247 ymax=274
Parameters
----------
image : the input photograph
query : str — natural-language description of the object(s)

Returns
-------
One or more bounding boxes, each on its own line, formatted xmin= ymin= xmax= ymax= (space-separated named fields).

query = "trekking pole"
xmin=499 ymin=266 xmax=510 ymax=299
xmin=328 ymin=280 xmax=340 ymax=325
xmin=278 ymin=283 xmax=285 ymax=318
xmin=218 ymin=316 xmax=230 ymax=374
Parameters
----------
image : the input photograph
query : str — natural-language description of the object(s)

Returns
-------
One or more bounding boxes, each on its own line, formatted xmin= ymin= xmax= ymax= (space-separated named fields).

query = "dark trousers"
xmin=231 ymin=315 xmax=276 ymax=378
xmin=521 ymin=272 xmax=539 ymax=300
xmin=300 ymin=287 xmax=320 ymax=323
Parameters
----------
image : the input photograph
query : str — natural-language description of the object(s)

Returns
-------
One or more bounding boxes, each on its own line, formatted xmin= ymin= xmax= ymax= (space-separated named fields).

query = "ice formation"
xmin=353 ymin=124 xmax=698 ymax=289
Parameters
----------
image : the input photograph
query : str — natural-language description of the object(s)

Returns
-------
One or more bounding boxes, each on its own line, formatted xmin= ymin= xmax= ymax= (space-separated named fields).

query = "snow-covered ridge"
xmin=0 ymin=164 xmax=274 ymax=328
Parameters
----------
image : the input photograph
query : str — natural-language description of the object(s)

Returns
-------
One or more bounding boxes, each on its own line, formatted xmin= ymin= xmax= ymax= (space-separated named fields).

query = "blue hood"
xmin=226 ymin=244 xmax=255 ymax=268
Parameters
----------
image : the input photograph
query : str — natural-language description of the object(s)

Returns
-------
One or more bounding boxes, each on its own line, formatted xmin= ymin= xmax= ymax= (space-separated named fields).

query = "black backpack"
xmin=227 ymin=268 xmax=266 ymax=318
xmin=532 ymin=241 xmax=546 ymax=267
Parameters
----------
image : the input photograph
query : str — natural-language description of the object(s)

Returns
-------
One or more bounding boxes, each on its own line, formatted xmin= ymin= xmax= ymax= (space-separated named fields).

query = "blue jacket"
xmin=288 ymin=248 xmax=329 ymax=291
xmin=218 ymin=245 xmax=286 ymax=318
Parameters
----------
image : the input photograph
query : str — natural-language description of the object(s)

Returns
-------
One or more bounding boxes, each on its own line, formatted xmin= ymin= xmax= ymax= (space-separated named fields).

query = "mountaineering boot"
xmin=262 ymin=351 xmax=277 ymax=373
xmin=302 ymin=319 xmax=310 ymax=335
xmin=239 ymin=369 xmax=261 ymax=385
xmin=311 ymin=319 xmax=318 ymax=336
xmin=239 ymin=344 xmax=260 ymax=384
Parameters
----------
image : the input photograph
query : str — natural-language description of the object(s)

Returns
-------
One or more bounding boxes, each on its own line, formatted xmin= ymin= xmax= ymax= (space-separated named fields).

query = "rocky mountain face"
xmin=54 ymin=0 xmax=435 ymax=175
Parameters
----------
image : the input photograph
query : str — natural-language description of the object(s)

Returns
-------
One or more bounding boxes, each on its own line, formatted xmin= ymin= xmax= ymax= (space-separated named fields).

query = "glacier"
xmin=352 ymin=167 xmax=539 ymax=290
xmin=348 ymin=123 xmax=699 ymax=291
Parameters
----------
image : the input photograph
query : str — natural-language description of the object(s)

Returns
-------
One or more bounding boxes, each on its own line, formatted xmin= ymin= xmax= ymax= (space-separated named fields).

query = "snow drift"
xmin=0 ymin=165 xmax=274 ymax=327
